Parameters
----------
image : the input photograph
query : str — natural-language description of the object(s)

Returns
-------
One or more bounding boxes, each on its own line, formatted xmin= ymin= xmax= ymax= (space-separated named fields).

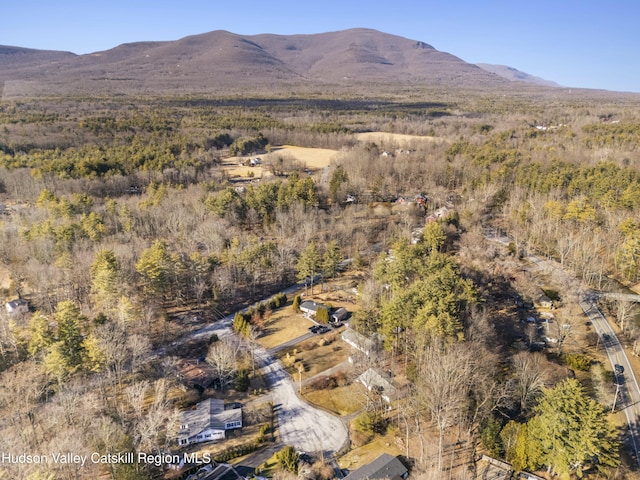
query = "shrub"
xmin=275 ymin=446 xmax=298 ymax=474
xmin=235 ymin=370 xmax=250 ymax=392
xmin=480 ymin=417 xmax=504 ymax=457
xmin=563 ymin=353 xmax=592 ymax=371
xmin=316 ymin=307 xmax=329 ymax=324
xmin=293 ymin=295 xmax=301 ymax=310
xmin=353 ymin=411 xmax=386 ymax=435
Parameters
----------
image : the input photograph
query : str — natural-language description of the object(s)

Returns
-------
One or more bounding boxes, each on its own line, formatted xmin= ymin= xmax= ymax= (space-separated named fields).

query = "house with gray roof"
xmin=344 ymin=453 xmax=408 ymax=480
xmin=358 ymin=368 xmax=398 ymax=403
xmin=342 ymin=328 xmax=380 ymax=356
xmin=300 ymin=300 xmax=327 ymax=316
xmin=178 ymin=399 xmax=242 ymax=446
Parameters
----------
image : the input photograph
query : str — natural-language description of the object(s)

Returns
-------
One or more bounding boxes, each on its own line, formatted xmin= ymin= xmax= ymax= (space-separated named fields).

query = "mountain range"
xmin=0 ymin=28 xmax=559 ymax=96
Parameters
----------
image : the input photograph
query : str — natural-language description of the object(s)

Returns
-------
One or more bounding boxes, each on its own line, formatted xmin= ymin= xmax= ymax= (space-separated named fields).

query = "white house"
xmin=5 ymin=299 xmax=29 ymax=316
xmin=342 ymin=328 xmax=380 ymax=356
xmin=177 ymin=399 xmax=242 ymax=446
xmin=358 ymin=368 xmax=398 ymax=403
xmin=299 ymin=301 xmax=327 ymax=317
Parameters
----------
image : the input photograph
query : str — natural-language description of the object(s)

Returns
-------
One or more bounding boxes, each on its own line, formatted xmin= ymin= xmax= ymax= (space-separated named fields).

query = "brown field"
xmin=338 ymin=429 xmax=404 ymax=471
xmin=222 ymin=144 xmax=340 ymax=180
xmin=354 ymin=131 xmax=444 ymax=146
xmin=279 ymin=333 xmax=350 ymax=378
xmin=303 ymin=383 xmax=363 ymax=416
xmin=268 ymin=144 xmax=339 ymax=168
xmin=257 ymin=304 xmax=313 ymax=350
xmin=221 ymin=133 xmax=446 ymax=180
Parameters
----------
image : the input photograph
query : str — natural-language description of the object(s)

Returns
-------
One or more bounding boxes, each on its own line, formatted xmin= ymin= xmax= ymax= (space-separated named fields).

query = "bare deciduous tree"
xmin=511 ymin=351 xmax=549 ymax=414
xmin=206 ymin=339 xmax=239 ymax=390
xmin=417 ymin=342 xmax=474 ymax=474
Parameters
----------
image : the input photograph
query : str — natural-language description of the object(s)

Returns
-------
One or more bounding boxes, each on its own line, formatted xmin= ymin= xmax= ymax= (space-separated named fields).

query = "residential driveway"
xmin=255 ymin=346 xmax=348 ymax=454
xmin=177 ymin=283 xmax=349 ymax=455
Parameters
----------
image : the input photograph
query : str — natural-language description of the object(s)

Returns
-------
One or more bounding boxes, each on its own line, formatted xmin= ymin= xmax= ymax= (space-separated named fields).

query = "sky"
xmin=2 ymin=0 xmax=639 ymax=92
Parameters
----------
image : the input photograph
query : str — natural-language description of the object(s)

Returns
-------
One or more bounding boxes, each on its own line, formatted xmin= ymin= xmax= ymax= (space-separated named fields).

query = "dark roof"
xmin=344 ymin=453 xmax=408 ymax=480
xmin=332 ymin=307 xmax=349 ymax=321
xmin=201 ymin=463 xmax=243 ymax=480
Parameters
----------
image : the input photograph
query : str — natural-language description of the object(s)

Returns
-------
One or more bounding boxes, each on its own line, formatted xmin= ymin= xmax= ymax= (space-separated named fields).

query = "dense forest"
xmin=1 ymin=90 xmax=640 ymax=479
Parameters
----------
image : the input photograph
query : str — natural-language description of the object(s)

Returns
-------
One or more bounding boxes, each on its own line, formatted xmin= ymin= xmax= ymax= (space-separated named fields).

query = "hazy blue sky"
xmin=3 ymin=0 xmax=638 ymax=92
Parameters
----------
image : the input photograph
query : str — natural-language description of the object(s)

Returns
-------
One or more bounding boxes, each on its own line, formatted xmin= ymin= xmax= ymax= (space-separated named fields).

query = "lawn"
xmin=303 ymin=383 xmax=363 ymax=416
xmin=279 ymin=333 xmax=350 ymax=378
xmin=257 ymin=305 xmax=312 ymax=350
xmin=337 ymin=429 xmax=404 ymax=472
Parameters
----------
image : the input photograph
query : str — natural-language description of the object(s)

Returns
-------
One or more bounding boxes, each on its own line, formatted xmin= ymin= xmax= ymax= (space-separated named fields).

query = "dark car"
xmin=615 ymin=364 xmax=624 ymax=375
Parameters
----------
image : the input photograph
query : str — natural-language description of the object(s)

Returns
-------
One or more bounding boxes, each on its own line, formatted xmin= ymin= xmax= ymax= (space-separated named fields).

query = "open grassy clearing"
xmin=302 ymin=383 xmax=363 ymax=416
xmin=256 ymin=303 xmax=312 ymax=350
xmin=338 ymin=428 xmax=404 ymax=472
xmin=220 ymin=132 xmax=448 ymax=181
xmin=354 ymin=131 xmax=445 ymax=146
xmin=278 ymin=333 xmax=350 ymax=378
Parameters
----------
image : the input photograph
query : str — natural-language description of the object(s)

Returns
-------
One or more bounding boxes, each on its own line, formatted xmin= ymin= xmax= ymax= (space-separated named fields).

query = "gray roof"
xmin=358 ymin=368 xmax=398 ymax=402
xmin=332 ymin=307 xmax=349 ymax=321
xmin=300 ymin=301 xmax=326 ymax=312
xmin=342 ymin=329 xmax=380 ymax=355
xmin=178 ymin=399 xmax=241 ymax=443
xmin=344 ymin=453 xmax=408 ymax=480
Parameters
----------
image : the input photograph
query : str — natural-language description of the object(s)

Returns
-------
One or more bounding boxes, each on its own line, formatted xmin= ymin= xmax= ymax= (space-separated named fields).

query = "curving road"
xmin=175 ymin=282 xmax=349 ymax=455
xmin=485 ymin=226 xmax=640 ymax=465
xmin=579 ymin=295 xmax=640 ymax=466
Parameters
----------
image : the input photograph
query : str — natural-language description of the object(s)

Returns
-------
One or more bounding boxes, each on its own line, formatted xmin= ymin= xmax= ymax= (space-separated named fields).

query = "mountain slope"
xmin=476 ymin=63 xmax=560 ymax=87
xmin=0 ymin=28 xmax=511 ymax=95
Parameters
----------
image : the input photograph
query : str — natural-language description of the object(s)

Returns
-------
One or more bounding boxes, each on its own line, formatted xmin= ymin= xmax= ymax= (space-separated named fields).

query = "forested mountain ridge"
xmin=1 ymin=28 xmax=514 ymax=95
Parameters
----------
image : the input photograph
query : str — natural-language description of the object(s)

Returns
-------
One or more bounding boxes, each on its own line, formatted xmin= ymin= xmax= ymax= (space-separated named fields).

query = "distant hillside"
xmin=0 ymin=28 xmax=513 ymax=96
xmin=0 ymin=45 xmax=76 ymax=67
xmin=476 ymin=63 xmax=560 ymax=87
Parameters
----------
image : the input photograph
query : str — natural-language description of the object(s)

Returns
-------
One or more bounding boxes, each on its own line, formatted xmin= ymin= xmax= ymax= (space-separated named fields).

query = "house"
xmin=187 ymin=463 xmax=243 ymax=480
xmin=176 ymin=359 xmax=215 ymax=390
xmin=331 ymin=307 xmax=349 ymax=323
xmin=342 ymin=328 xmax=380 ymax=356
xmin=344 ymin=453 xmax=408 ymax=480
xmin=300 ymin=301 xmax=327 ymax=316
xmin=358 ymin=368 xmax=398 ymax=403
xmin=536 ymin=292 xmax=554 ymax=309
xmin=177 ymin=399 xmax=242 ymax=446
xmin=5 ymin=299 xmax=29 ymax=316
xmin=478 ymin=455 xmax=512 ymax=480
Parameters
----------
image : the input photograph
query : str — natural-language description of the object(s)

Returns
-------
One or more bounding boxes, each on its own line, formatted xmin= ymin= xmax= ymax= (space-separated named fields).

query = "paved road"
xmin=484 ymin=226 xmax=640 ymax=466
xmin=580 ymin=295 xmax=640 ymax=466
xmin=168 ymin=281 xmax=349 ymax=455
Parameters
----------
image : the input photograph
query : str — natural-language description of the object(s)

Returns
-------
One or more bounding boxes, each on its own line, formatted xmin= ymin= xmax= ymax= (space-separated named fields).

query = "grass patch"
xmin=303 ymin=384 xmax=363 ymax=416
xmin=338 ymin=428 xmax=403 ymax=471
xmin=257 ymin=304 xmax=312 ymax=350
xmin=279 ymin=334 xmax=349 ymax=377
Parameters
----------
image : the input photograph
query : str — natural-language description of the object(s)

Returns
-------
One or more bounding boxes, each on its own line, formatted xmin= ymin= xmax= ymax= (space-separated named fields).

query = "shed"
xmin=331 ymin=307 xmax=349 ymax=323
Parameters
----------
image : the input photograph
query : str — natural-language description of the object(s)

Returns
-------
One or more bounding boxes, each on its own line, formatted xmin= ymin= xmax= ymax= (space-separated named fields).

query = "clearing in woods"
xmin=222 ymin=133 xmax=443 ymax=179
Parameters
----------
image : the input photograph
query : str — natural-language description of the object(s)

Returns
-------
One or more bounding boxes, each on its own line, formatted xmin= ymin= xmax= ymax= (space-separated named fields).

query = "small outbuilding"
xmin=331 ymin=307 xmax=349 ymax=323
